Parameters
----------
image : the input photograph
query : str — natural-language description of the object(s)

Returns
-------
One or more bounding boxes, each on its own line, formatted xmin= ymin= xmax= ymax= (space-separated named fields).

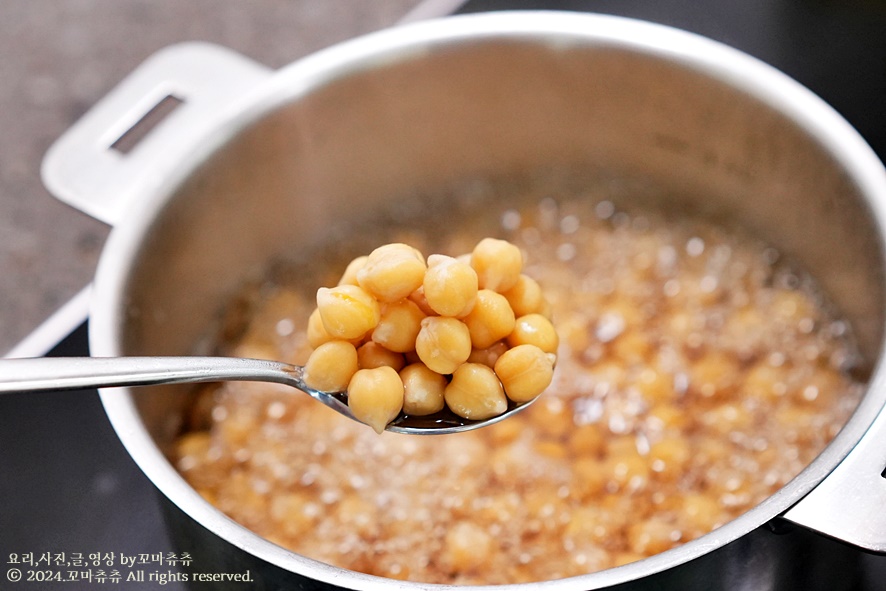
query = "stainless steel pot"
xmin=42 ymin=11 xmax=886 ymax=590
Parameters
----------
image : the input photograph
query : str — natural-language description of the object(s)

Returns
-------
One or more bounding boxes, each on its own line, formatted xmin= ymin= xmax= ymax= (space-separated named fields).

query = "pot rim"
xmin=89 ymin=10 xmax=886 ymax=590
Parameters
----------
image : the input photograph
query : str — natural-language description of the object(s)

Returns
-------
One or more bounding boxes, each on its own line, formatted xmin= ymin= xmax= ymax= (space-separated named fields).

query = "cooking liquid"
xmin=174 ymin=187 xmax=864 ymax=585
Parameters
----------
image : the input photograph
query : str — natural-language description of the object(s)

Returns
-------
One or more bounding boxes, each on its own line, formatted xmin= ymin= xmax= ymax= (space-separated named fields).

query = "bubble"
xmin=686 ymin=237 xmax=705 ymax=257
xmin=663 ymin=279 xmax=681 ymax=297
xmin=275 ymin=318 xmax=295 ymax=337
xmin=802 ymin=385 xmax=820 ymax=401
xmin=266 ymin=401 xmax=286 ymax=420
xmin=699 ymin=275 xmax=718 ymax=293
xmin=595 ymin=200 xmax=615 ymax=219
xmin=501 ymin=209 xmax=522 ymax=231
xmin=560 ymin=214 xmax=581 ymax=234
xmin=596 ymin=313 xmax=626 ymax=342
xmin=557 ymin=243 xmax=577 ymax=261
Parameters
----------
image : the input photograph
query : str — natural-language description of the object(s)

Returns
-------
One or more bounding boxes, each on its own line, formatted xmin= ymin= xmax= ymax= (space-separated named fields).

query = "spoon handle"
xmin=0 ymin=356 xmax=303 ymax=394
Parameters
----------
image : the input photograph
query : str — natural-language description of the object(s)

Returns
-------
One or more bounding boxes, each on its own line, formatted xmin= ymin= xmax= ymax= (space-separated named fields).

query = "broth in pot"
xmin=173 ymin=181 xmax=863 ymax=585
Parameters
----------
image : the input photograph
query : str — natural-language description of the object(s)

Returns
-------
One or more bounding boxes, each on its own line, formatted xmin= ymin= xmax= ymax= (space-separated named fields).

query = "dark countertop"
xmin=0 ymin=0 xmax=426 ymax=355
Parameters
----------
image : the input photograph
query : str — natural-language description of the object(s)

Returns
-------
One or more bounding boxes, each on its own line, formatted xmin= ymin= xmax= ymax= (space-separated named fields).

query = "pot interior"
xmin=100 ymin=20 xmax=885 ymax=584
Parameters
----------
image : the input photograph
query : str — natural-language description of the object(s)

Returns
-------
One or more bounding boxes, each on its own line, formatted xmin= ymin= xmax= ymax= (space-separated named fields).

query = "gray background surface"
xmin=0 ymin=0 xmax=426 ymax=354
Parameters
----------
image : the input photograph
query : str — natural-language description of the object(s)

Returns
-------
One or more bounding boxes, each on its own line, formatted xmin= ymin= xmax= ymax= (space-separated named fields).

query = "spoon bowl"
xmin=0 ymin=356 xmax=536 ymax=434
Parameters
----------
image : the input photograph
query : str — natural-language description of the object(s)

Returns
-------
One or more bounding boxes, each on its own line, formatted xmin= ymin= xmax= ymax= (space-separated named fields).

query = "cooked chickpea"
xmin=471 ymin=237 xmax=523 ymax=292
xmin=347 ymin=366 xmax=405 ymax=434
xmin=466 ymin=341 xmax=509 ymax=368
xmin=414 ymin=316 xmax=472 ymax=375
xmin=371 ymin=299 xmax=426 ymax=353
xmin=177 ymin=194 xmax=864 ymax=584
xmin=316 ymin=285 xmax=380 ymax=340
xmin=494 ymin=344 xmax=555 ymax=402
xmin=569 ymin=424 xmax=605 ymax=456
xmin=648 ymin=436 xmax=691 ymax=481
xmin=400 ymin=363 xmax=447 ymax=416
xmin=407 ymin=286 xmax=436 ymax=316
xmin=507 ymin=313 xmax=559 ymax=354
xmin=357 ymin=243 xmax=427 ymax=302
xmin=303 ymin=340 xmax=359 ymax=392
xmin=627 ymin=518 xmax=680 ymax=555
xmin=443 ymin=521 xmax=493 ymax=573
xmin=501 ymin=274 xmax=545 ymax=316
xmin=306 ymin=308 xmax=334 ymax=349
xmin=681 ymin=493 xmax=724 ymax=534
xmin=572 ymin=457 xmax=608 ymax=499
xmin=357 ymin=341 xmax=405 ymax=371
xmin=337 ymin=255 xmax=368 ymax=286
xmin=444 ymin=363 xmax=508 ymax=420
xmin=634 ymin=366 xmax=675 ymax=404
xmin=422 ymin=254 xmax=478 ymax=317
xmin=304 ymin=239 xmax=556 ymax=431
xmin=175 ymin=431 xmax=212 ymax=466
xmin=744 ymin=361 xmax=789 ymax=402
xmin=689 ymin=350 xmax=740 ymax=398
xmin=270 ymin=492 xmax=320 ymax=537
xmin=463 ymin=289 xmax=516 ymax=349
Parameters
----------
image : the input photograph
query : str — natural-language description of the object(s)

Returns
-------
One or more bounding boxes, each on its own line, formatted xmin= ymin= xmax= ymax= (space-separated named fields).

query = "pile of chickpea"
xmin=174 ymin=188 xmax=864 ymax=585
xmin=302 ymin=238 xmax=558 ymax=432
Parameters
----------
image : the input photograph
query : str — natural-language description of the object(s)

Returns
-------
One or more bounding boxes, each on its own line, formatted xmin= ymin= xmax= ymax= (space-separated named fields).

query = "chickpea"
xmin=347 ymin=366 xmax=405 ymax=434
xmin=400 ymin=363 xmax=447 ymax=416
xmin=485 ymin=415 xmax=524 ymax=446
xmin=648 ymin=402 xmax=689 ymax=431
xmin=494 ymin=344 xmax=555 ymax=402
xmin=414 ymin=316 xmax=472 ymax=375
xmin=463 ymin=289 xmax=516 ymax=349
xmin=648 ymin=436 xmax=691 ymax=481
xmin=603 ymin=439 xmax=650 ymax=493
xmin=610 ymin=330 xmax=651 ymax=365
xmin=501 ymin=274 xmax=546 ymax=317
xmin=681 ymin=493 xmax=724 ymax=534
xmin=371 ymin=299 xmax=426 ymax=353
xmin=270 ymin=492 xmax=320 ymax=538
xmin=316 ymin=285 xmax=380 ymax=340
xmin=466 ymin=341 xmax=509 ymax=368
xmin=569 ymin=424 xmax=605 ymax=456
xmin=444 ymin=363 xmax=508 ymax=420
xmin=175 ymin=431 xmax=212 ymax=467
xmin=306 ymin=308 xmax=333 ymax=349
xmin=303 ymin=340 xmax=359 ymax=392
xmin=744 ymin=361 xmax=789 ymax=402
xmin=634 ymin=366 xmax=675 ymax=404
xmin=357 ymin=243 xmax=427 ymax=302
xmin=357 ymin=341 xmax=405 ymax=371
xmin=526 ymin=396 xmax=569 ymax=438
xmin=689 ymin=350 xmax=741 ymax=398
xmin=627 ymin=518 xmax=681 ymax=555
xmin=507 ymin=313 xmax=559 ymax=354
xmin=795 ymin=366 xmax=844 ymax=407
xmin=442 ymin=521 xmax=493 ymax=573
xmin=471 ymin=237 xmax=523 ymax=292
xmin=422 ymin=254 xmax=479 ymax=317
xmin=407 ymin=286 xmax=437 ymax=316
xmin=771 ymin=289 xmax=815 ymax=323
xmin=337 ymin=255 xmax=368 ymax=286
xmin=175 ymin=195 xmax=866 ymax=582
xmin=572 ymin=457 xmax=608 ymax=499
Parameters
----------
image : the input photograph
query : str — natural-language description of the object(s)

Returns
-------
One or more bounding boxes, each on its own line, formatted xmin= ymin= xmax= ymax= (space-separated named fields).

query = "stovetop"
xmin=3 ymin=1 xmax=885 ymax=589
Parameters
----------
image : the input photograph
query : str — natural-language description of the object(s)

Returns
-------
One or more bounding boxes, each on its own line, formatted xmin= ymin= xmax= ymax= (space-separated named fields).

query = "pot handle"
xmin=781 ymin=381 xmax=886 ymax=553
xmin=41 ymin=42 xmax=271 ymax=226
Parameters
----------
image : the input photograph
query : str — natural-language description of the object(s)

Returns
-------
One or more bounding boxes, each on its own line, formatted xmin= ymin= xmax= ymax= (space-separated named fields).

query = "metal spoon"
xmin=0 ymin=356 xmax=535 ymax=434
